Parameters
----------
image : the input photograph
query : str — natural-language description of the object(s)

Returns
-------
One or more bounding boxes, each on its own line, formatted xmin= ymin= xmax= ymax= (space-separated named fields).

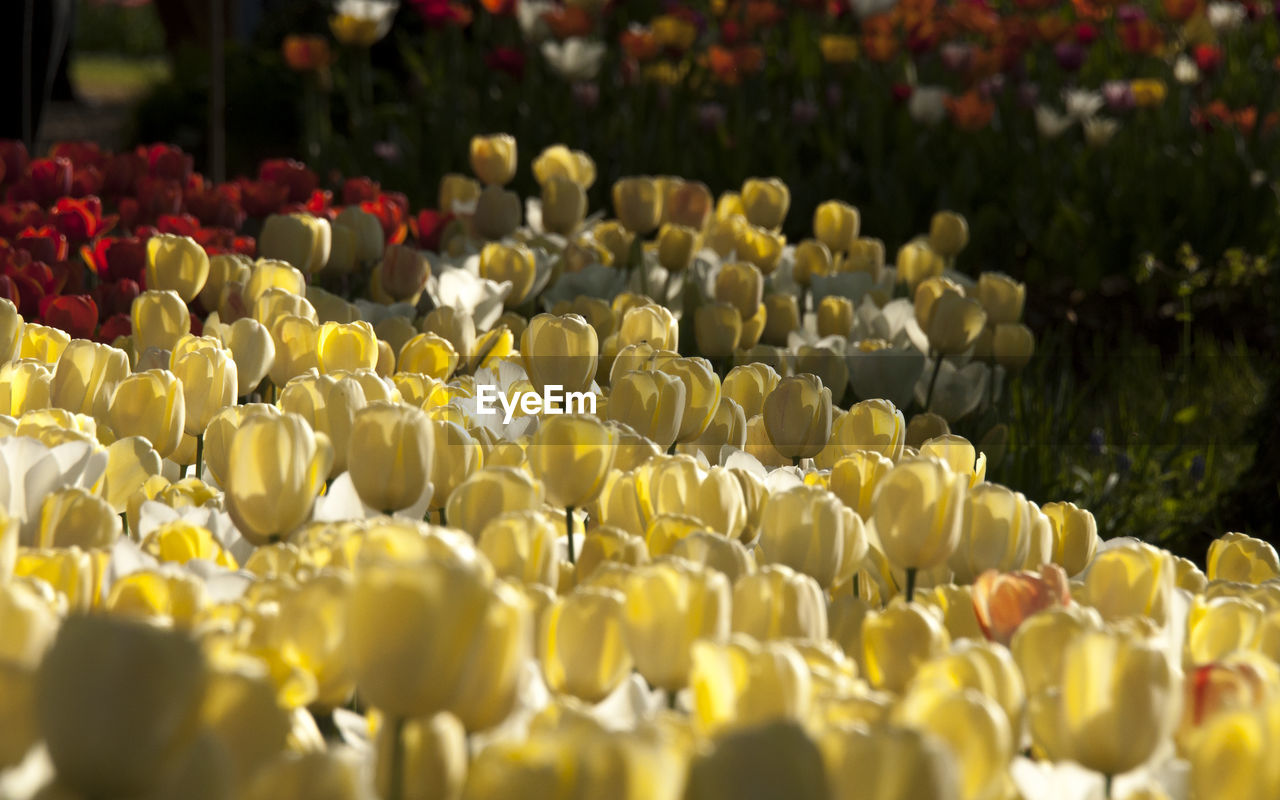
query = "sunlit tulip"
xmin=714 ymin=261 xmax=764 ymax=319
xmin=196 ymin=404 xmax=276 ymax=490
xmin=1079 ymin=540 xmax=1175 ymax=625
xmin=657 ymin=356 xmax=720 ymax=444
xmin=862 ymin=600 xmax=951 ymax=692
xmin=721 ymin=363 xmax=779 ymax=419
xmin=833 ymin=398 xmax=906 ymax=462
xmin=928 ymin=211 xmax=969 ymax=258
xmin=694 ymin=303 xmax=743 ymax=358
xmin=467 ymin=325 xmax=515 ymax=374
xmin=618 ymin=303 xmax=678 ymax=350
xmin=374 ymin=713 xmax=467 ymax=800
xmin=0 ymin=298 xmax=22 ymax=362
xmin=540 ymin=175 xmax=587 ymax=235
xmin=829 ymin=450 xmax=895 ymax=519
xmin=737 ymin=303 xmax=769 ymax=351
xmin=199 ymin=662 xmax=292 ymax=789
xmin=971 ymin=565 xmax=1071 ymax=646
xmin=1041 ymin=501 xmax=1099 ymax=577
xmin=948 ymin=483 xmax=1034 ymax=583
xmin=973 ymin=272 xmax=1026 ymax=325
xmin=539 ymin=586 xmax=633 ymax=702
xmin=680 ymin=395 xmax=746 ymax=463
xmin=657 ymin=223 xmax=697 ymax=274
xmin=345 ymin=402 xmax=433 ymax=513
xmin=844 ymin=237 xmax=887 ymax=281
xmin=479 ymin=242 xmax=537 ymax=308
xmin=817 ymin=295 xmax=855 ymax=339
xmin=612 ymin=176 xmax=663 ymax=234
xmin=764 ymin=373 xmax=832 ymax=461
xmin=741 ymin=177 xmax=790 ymax=230
xmin=794 ymin=239 xmax=835 ymax=289
xmin=132 ymin=290 xmax=191 ymax=354
xmin=691 ymin=636 xmax=812 ymax=735
xmin=814 ymin=201 xmax=860 ymax=253
xmin=259 ymin=212 xmax=332 ymax=274
xmin=479 ymin=510 xmax=559 ymax=587
xmin=822 ymin=722 xmax=960 ymax=800
xmin=0 ymin=361 xmax=51 ymax=416
xmin=521 ymin=312 xmax=599 ymax=395
xmin=532 ymin=144 xmax=596 ymax=188
xmin=733 ymin=564 xmax=828 ymax=641
xmin=873 ymin=459 xmax=966 ymax=596
xmin=894 ymin=686 xmax=1011 ymax=800
xmin=146 ymin=233 xmax=210 ymax=301
xmin=1208 ymin=532 xmax=1280 ymax=584
xmin=446 ymin=466 xmax=545 ymax=539
xmin=268 ymin=315 xmax=321 ymax=387
xmin=607 ymin=369 xmax=685 ymax=451
xmin=470 ymin=133 xmax=517 ymax=186
xmin=896 ymin=240 xmax=944 ymax=291
xmin=18 ymin=323 xmax=69 ymax=366
xmin=348 ymin=550 xmax=532 ymax=728
xmin=645 ymin=513 xmax=705 ymax=557
xmin=760 ymin=485 xmax=865 ymax=589
xmin=738 ymin=225 xmax=786 ymax=274
xmin=37 ymin=487 xmax=120 ymax=549
xmin=213 ymin=317 xmax=273 ymax=397
xmin=1029 ymin=627 xmax=1180 ymax=778
xmin=225 ymin=412 xmax=332 ymax=544
xmin=277 ymin=373 xmax=362 ymax=477
xmin=36 ymin=615 xmax=208 ymax=798
xmin=243 ymin=259 xmax=306 ymax=310
xmin=312 ymin=320 xmax=376 ymax=373
xmin=109 ymin=369 xmax=185 ymax=458
xmin=168 ymin=347 xmax=236 ymax=441
xmin=1186 ymin=596 xmax=1266 ymax=665
xmin=647 ymin=459 xmax=748 ymax=540
xmin=48 ymin=339 xmax=129 ymax=421
xmin=527 ymin=413 xmax=613 ymax=542
xmin=623 ymin=558 xmax=730 ymax=690
xmin=396 ymin=333 xmax=457 ymax=382
xmin=420 ymin=306 xmax=476 ymax=362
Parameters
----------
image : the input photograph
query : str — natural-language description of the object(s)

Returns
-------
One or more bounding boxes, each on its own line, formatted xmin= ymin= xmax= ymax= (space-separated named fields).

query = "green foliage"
xmin=73 ymin=0 xmax=166 ymax=57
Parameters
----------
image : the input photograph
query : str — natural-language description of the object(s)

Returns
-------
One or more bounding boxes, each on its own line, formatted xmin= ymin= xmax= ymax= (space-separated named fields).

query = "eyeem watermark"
xmin=475 ymin=384 xmax=596 ymax=424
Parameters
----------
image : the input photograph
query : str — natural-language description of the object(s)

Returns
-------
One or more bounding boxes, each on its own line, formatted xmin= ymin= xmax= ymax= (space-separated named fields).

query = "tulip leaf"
xmin=1173 ymin=406 xmax=1199 ymax=425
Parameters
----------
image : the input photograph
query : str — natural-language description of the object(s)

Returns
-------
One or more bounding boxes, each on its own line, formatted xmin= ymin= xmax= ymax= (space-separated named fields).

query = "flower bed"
xmin=0 ymin=132 xmax=1277 ymax=800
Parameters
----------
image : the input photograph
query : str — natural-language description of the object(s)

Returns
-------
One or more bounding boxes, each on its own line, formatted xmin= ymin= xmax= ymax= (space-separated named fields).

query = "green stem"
xmin=120 ymin=511 xmax=130 ymax=540
xmin=666 ymin=689 xmax=679 ymax=711
xmin=1104 ymin=774 xmax=1113 ymax=800
xmin=387 ymin=716 xmax=406 ymax=800
xmin=924 ymin=352 xmax=944 ymax=412
xmin=905 ymin=567 xmax=918 ymax=603
xmin=440 ymin=507 xmax=448 ymax=526
xmin=629 ymin=237 xmax=648 ymax=298
xmin=565 ymin=506 xmax=576 ymax=565
xmin=194 ymin=433 xmax=204 ymax=482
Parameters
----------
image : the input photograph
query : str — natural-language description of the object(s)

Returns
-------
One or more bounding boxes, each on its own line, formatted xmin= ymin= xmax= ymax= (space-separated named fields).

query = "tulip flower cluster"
xmin=0 ymin=133 xmax=1272 ymax=800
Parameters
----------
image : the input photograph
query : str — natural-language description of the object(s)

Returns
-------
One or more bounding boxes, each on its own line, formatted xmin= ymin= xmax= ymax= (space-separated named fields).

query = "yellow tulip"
xmin=690 ymin=635 xmax=812 ymax=735
xmin=1208 ymin=532 xmax=1280 ymax=584
xmin=1188 ymin=692 xmax=1280 ymax=800
xmin=132 ymin=290 xmax=191 ymax=354
xmin=714 ymin=261 xmax=764 ymax=320
xmin=146 ymin=233 xmax=210 ymax=301
xmin=833 ymin=398 xmax=906 ymax=462
xmin=844 ymin=237 xmax=887 ymax=280
xmin=375 ymin=713 xmax=467 ymax=800
xmin=108 ymin=369 xmax=185 ymax=458
xmin=1178 ymin=654 xmax=1278 ymax=751
xmin=822 ymin=723 xmax=961 ymax=800
xmin=817 ymin=295 xmax=855 ymax=339
xmin=470 ymin=133 xmax=517 ymax=186
xmin=1078 ymin=540 xmax=1176 ymax=625
xmin=532 ymin=144 xmax=596 ymax=188
xmin=694 ymin=303 xmax=743 ymax=358
xmin=678 ymin=395 xmax=746 ymax=463
xmin=873 ymin=458 xmax=967 ymax=591
xmin=445 ymin=466 xmax=546 ymax=539
xmin=657 ymin=356 xmax=720 ymax=444
xmin=1186 ymin=595 xmax=1265 ymax=665
xmin=686 ymin=720 xmax=827 ymax=800
xmin=348 ymin=550 xmax=531 ymax=729
xmin=928 ymin=211 xmax=969 ymax=258
xmin=37 ymin=487 xmax=120 ymax=549
xmin=334 ymin=205 xmax=385 ymax=263
xmin=646 ymin=458 xmax=748 ymax=540
xmin=479 ymin=242 xmax=537 ymax=308
xmin=1041 ymin=501 xmax=1099 ymax=577
xmin=268 ymin=314 xmax=321 ymax=387
xmin=0 ymin=297 xmax=23 ymax=361
xmin=0 ymin=660 xmax=37 ymax=771
xmin=259 ymin=212 xmax=332 ymax=274
xmin=657 ymin=223 xmax=698 ymax=273
xmin=618 ymin=303 xmax=678 ymax=350
xmin=215 ymin=317 xmax=274 ymax=397
xmin=106 ymin=568 xmax=206 ymax=628
xmin=948 ymin=483 xmax=1035 ymax=583
xmin=794 ymin=239 xmax=835 ymax=288
xmin=577 ymin=524 xmax=649 ymax=580
xmin=539 ymin=586 xmax=634 ymax=702
xmin=721 ymin=363 xmax=779 ymax=419
xmin=794 ymin=345 xmax=849 ymax=400
xmin=376 ymin=243 xmax=430 ymax=302
xmin=893 ymin=687 xmax=1011 ymax=800
xmin=862 ymin=600 xmax=951 ymax=692
xmin=738 ymin=225 xmax=786 ymax=274
xmin=199 ymin=403 xmax=278 ymax=489
xmin=1029 ymin=627 xmax=1179 ymax=778
xmin=540 ymin=176 xmax=587 ymax=235
xmin=763 ymin=373 xmax=833 ymax=461
xmin=612 ymin=176 xmax=664 ymax=234
xmin=922 ymin=291 xmax=987 ymax=356
xmin=426 ymin=419 xmax=481 ymax=514
xmin=35 ymin=615 xmax=208 ymax=798
xmin=439 ymin=172 xmax=482 ymax=212
xmin=521 ymin=312 xmax=599 ymax=396
xmin=623 ymin=558 xmax=731 ymax=690
xmin=479 ymin=510 xmax=559 ymax=587
xmin=974 ymin=272 xmax=1026 ymax=325
xmin=49 ymin=339 xmax=130 ymax=420
xmin=420 ymin=306 xmax=476 ymax=362
xmin=814 ymin=200 xmax=860 ymax=253
xmin=315 ymin=320 xmax=378 ymax=373
xmin=169 ymin=346 xmax=236 ymax=438
xmin=644 ymin=513 xmax=705 ymax=557
xmin=760 ymin=485 xmax=865 ymax=589
xmin=732 ymin=564 xmax=828 ymax=641
xmin=607 ymin=369 xmax=686 ymax=451
xmin=992 ymin=323 xmax=1035 ymax=370
xmin=1009 ymin=603 xmax=1104 ymax=696
xmin=896 ymin=240 xmax=944 ymax=291
xmin=829 ymin=450 xmax=895 ymax=519
xmin=225 ymin=412 xmax=332 ymax=544
xmin=670 ymin=531 xmax=755 ymax=583
xmin=741 ymin=177 xmax=790 ymax=230
xmin=0 ymin=361 xmax=52 ymax=416
xmin=527 ymin=413 xmax=614 ymax=514
xmin=346 ymin=401 xmax=434 ymax=513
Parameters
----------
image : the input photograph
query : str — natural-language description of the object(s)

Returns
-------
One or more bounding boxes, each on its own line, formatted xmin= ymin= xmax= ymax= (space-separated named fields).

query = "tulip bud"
xmin=813 ymin=201 xmax=860 ymax=253
xmin=1078 ymin=540 xmax=1176 ymax=625
xmin=612 ymin=176 xmax=663 ymax=234
xmin=921 ymin=292 xmax=988 ymax=356
xmin=657 ymin=224 xmax=697 ymax=273
xmin=527 ymin=415 xmax=614 ymax=520
xmin=170 ymin=347 xmax=236 ymax=437
xmin=347 ymin=402 xmax=434 ymax=513
xmin=218 ymin=317 xmax=275 ymax=396
xmin=479 ymin=242 xmax=538 ymax=308
xmin=1029 ymin=628 xmax=1179 ymax=777
xmin=686 ymin=720 xmax=827 ymax=800
xmin=108 ymin=369 xmax=185 ymax=458
xmin=861 ymin=600 xmax=951 ymax=692
xmin=49 ymin=339 xmax=130 ymax=421
xmin=733 ymin=564 xmax=828 ymax=640
xmin=38 ymin=487 xmax=121 ymax=549
xmin=607 ymin=369 xmax=686 ymax=451
xmin=741 ymin=177 xmax=790 ymax=230
xmin=36 ymin=615 xmax=207 ymax=798
xmin=18 ymin=323 xmax=70 ymax=365
xmin=664 ymin=179 xmax=712 ymax=229
xmin=0 ymin=361 xmax=51 ymax=416
xmin=132 ymin=290 xmax=191 ymax=354
xmin=928 ymin=211 xmax=969 ymax=257
xmin=760 ymin=485 xmax=865 ymax=589
xmin=695 ymin=303 xmax=742 ymax=358
xmin=260 ymin=212 xmax=332 ymax=274
xmin=794 ymin=239 xmax=834 ymax=287
xmin=680 ymin=396 xmax=747 ymax=464
xmin=1041 ymin=501 xmax=1098 ymax=577
xmin=334 ymin=205 xmax=385 ymax=264
xmin=420 ymin=306 xmax=476 ymax=362
xmin=144 ymin=234 xmax=210 ymax=305
xmin=532 ymin=144 xmax=596 ymax=188
xmin=623 ymin=558 xmax=730 ymax=690
xmin=817 ymin=296 xmax=855 ymax=339
xmin=713 ymin=262 xmax=764 ymax=320
xmin=349 ymin=552 xmax=531 ymax=729
xmin=618 ymin=304 xmax=678 ymax=351
xmin=539 ymin=586 xmax=633 ymax=702
xmin=971 ymin=565 xmax=1072 ymax=646
xmin=470 ymin=133 xmax=517 ymax=186
xmin=0 ymin=298 xmax=23 ymax=362
xmin=722 ymin=363 xmax=780 ymax=419
xmin=313 ymin=320 xmax=377 ymax=373
xmin=439 ymin=172 xmax=482 ymax=213
xmin=398 ymin=332 xmax=459 ymax=381
xmin=478 ymin=510 xmax=559 ymax=587
xmin=521 ymin=312 xmax=599 ymax=396
xmin=873 ymin=458 xmax=967 ymax=578
xmin=540 ymin=176 xmax=587 ymax=235
xmin=948 ymin=484 xmax=1035 ymax=583
xmin=377 ymin=243 xmax=430 ymax=303
xmin=738 ymin=225 xmax=786 ymax=275
xmin=974 ymin=273 xmax=1026 ymax=325
xmin=822 ymin=723 xmax=961 ymax=800
xmin=764 ymin=373 xmax=832 ymax=461
xmin=657 ymin=357 xmax=720 ymax=444
xmin=896 ymin=240 xmax=944 ymax=291
xmin=690 ymin=636 xmax=812 ymax=735
xmin=267 ymin=315 xmax=320 ymax=387
xmin=992 ymin=323 xmax=1035 ymax=370
xmin=225 ymin=412 xmax=332 ymax=544
xmin=374 ymin=713 xmax=466 ymax=800
xmin=1207 ymin=532 xmax=1280 ymax=584
xmin=446 ymin=466 xmax=545 ymax=539
xmin=761 ymin=293 xmax=798 ymax=346
xmin=842 ymin=237 xmax=886 ymax=281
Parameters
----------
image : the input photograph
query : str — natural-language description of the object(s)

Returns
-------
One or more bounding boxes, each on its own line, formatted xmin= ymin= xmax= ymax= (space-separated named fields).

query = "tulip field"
xmin=0 ymin=0 xmax=1278 ymax=798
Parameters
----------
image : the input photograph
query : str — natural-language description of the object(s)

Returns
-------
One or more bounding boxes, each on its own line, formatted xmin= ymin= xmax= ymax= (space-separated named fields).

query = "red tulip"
xmin=342 ymin=177 xmax=380 ymax=206
xmin=972 ymin=565 xmax=1071 ymax=645
xmin=412 ymin=209 xmax=454 ymax=251
xmin=15 ymin=227 xmax=68 ymax=264
xmin=0 ymin=202 xmax=44 ymax=239
xmin=93 ymin=278 xmax=142 ymax=319
xmin=238 ymin=179 xmax=290 ymax=218
xmin=102 ymin=151 xmax=146 ymax=197
xmin=1194 ymin=44 xmax=1223 ymax=74
xmin=259 ymin=159 xmax=318 ymax=204
xmin=0 ymin=140 xmax=29 ymax=184
xmin=485 ymin=47 xmax=527 ymax=79
xmin=41 ymin=294 xmax=99 ymax=339
xmin=361 ymin=195 xmax=409 ymax=245
xmin=98 ymin=313 xmax=132 ymax=343
xmin=49 ymin=140 xmax=105 ymax=170
xmin=145 ymin=144 xmax=194 ymax=182
xmin=51 ymin=196 xmax=116 ymax=245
